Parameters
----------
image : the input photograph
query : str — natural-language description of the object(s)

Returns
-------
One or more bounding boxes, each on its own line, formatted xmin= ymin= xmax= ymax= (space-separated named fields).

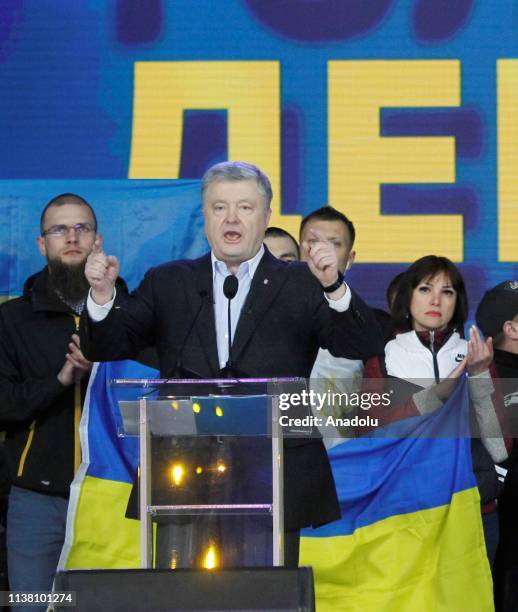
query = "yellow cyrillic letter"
xmin=130 ymin=61 xmax=300 ymax=234
xmin=329 ymin=60 xmax=462 ymax=262
xmin=498 ymin=60 xmax=518 ymax=261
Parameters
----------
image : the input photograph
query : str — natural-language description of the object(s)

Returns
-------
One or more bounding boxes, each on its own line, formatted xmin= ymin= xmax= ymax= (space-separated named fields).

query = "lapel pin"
xmin=263 ymin=278 xmax=269 ymax=285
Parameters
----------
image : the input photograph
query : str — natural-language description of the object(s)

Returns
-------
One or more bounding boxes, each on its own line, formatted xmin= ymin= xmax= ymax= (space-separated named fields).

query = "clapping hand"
xmin=432 ymin=357 xmax=467 ymax=402
xmin=466 ymin=325 xmax=493 ymax=376
xmin=57 ymin=334 xmax=92 ymax=386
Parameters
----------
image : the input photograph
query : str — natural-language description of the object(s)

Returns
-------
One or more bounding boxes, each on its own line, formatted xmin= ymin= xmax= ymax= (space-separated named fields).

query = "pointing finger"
xmin=92 ymin=236 xmax=103 ymax=254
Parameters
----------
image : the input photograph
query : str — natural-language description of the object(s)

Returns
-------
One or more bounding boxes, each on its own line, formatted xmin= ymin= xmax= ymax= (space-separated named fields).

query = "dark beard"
xmin=47 ymin=259 xmax=90 ymax=304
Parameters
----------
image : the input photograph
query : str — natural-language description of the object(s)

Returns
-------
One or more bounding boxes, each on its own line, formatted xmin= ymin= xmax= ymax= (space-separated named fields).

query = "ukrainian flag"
xmin=300 ymin=379 xmax=494 ymax=611
xmin=61 ymin=367 xmax=493 ymax=611
xmin=59 ymin=360 xmax=157 ymax=570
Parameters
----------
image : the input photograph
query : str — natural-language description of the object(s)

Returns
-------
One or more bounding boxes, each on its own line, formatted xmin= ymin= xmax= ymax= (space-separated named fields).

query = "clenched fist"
xmin=84 ymin=237 xmax=120 ymax=305
xmin=302 ymin=229 xmax=346 ymax=299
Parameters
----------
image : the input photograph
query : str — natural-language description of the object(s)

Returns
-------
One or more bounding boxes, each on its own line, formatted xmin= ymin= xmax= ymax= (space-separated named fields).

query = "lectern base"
xmin=54 ymin=567 xmax=315 ymax=611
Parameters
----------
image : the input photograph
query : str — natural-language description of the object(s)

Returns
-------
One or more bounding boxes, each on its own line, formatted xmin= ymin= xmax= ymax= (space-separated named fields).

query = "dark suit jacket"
xmin=81 ymin=249 xmax=382 ymax=528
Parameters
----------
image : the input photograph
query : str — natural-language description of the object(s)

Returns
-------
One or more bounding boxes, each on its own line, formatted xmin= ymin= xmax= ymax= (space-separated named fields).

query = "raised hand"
xmin=466 ymin=325 xmax=493 ymax=376
xmin=57 ymin=334 xmax=93 ymax=386
xmin=84 ymin=236 xmax=119 ymax=304
xmin=302 ymin=228 xmax=345 ymax=297
xmin=432 ymin=357 xmax=467 ymax=402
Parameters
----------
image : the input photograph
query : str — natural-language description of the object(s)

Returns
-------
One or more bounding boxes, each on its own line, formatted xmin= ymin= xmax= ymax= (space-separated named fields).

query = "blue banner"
xmin=1 ymin=1 xmax=517 ymax=313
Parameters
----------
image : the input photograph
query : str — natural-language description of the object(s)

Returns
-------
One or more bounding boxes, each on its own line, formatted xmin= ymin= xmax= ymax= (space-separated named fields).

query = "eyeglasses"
xmin=41 ymin=223 xmax=96 ymax=237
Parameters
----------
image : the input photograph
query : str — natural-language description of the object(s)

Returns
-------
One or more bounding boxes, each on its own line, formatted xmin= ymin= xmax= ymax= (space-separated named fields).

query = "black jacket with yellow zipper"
xmin=0 ymin=267 xmax=126 ymax=496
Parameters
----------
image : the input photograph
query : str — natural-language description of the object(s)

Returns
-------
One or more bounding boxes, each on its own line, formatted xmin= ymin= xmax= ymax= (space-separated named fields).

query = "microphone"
xmin=223 ymin=275 xmax=239 ymax=377
xmin=169 ymin=289 xmax=210 ymax=378
xmin=223 ymin=275 xmax=238 ymax=300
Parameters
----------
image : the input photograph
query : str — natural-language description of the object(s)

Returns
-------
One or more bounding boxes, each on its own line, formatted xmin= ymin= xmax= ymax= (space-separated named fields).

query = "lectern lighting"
xmin=203 ymin=544 xmax=218 ymax=569
xmin=170 ymin=463 xmax=185 ymax=486
xmin=192 ymin=403 xmax=201 ymax=413
xmin=170 ymin=548 xmax=179 ymax=570
xmin=215 ymin=406 xmax=223 ymax=417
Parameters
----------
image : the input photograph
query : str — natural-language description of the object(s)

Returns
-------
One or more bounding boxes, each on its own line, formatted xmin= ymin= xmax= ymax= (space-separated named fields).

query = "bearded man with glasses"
xmin=0 ymin=193 xmax=124 ymax=608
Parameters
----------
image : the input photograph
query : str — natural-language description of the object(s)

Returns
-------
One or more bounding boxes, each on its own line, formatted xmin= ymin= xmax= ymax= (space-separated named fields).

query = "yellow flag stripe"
xmin=300 ymin=488 xmax=493 ymax=612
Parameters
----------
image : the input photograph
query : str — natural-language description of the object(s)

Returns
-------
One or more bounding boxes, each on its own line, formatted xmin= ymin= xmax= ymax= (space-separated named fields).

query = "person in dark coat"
xmin=0 ymin=194 xmax=100 ymax=608
xmin=80 ymin=161 xmax=383 ymax=566
xmin=477 ymin=281 xmax=518 ymax=612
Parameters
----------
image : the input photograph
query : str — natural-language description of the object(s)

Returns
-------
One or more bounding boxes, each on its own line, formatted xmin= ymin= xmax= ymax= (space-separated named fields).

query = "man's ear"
xmin=345 ymin=250 xmax=356 ymax=271
xmin=36 ymin=235 xmax=46 ymax=258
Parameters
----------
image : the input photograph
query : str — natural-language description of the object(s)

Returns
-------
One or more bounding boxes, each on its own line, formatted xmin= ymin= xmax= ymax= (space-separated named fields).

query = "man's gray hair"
xmin=201 ymin=161 xmax=273 ymax=207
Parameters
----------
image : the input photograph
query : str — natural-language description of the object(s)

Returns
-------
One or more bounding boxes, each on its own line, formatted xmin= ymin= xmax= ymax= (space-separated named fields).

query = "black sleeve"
xmin=310 ymin=278 xmax=384 ymax=361
xmin=0 ymin=311 xmax=67 ymax=424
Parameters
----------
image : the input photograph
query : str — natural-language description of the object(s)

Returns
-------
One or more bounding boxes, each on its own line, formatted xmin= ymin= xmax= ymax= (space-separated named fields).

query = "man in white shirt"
xmin=299 ymin=206 xmax=364 ymax=444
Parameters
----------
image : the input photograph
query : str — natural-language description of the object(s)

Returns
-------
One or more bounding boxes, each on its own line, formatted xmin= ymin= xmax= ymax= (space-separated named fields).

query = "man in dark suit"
xmin=80 ymin=161 xmax=382 ymax=566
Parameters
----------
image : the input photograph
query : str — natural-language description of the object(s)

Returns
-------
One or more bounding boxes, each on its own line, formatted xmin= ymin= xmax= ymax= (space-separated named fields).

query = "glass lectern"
xmin=111 ymin=378 xmax=304 ymax=570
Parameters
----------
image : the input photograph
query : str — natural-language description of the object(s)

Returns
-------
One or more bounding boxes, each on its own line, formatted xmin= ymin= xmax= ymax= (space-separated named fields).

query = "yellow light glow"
xmin=217 ymin=463 xmax=226 ymax=474
xmin=215 ymin=406 xmax=223 ymax=417
xmin=171 ymin=400 xmax=179 ymax=411
xmin=170 ymin=548 xmax=178 ymax=570
xmin=192 ymin=403 xmax=201 ymax=413
xmin=203 ymin=544 xmax=218 ymax=569
xmin=170 ymin=463 xmax=185 ymax=486
xmin=196 ymin=466 xmax=203 ymax=475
